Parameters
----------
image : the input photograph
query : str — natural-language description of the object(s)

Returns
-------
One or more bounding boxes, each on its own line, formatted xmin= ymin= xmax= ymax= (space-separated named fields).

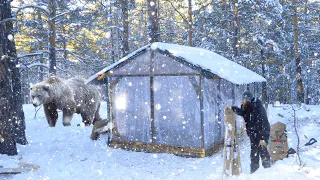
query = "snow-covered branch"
xmin=15 ymin=4 xmax=50 ymax=16
xmin=52 ymin=11 xmax=70 ymax=20
xmin=105 ymin=25 xmax=124 ymax=32
xmin=36 ymin=2 xmax=48 ymax=7
xmin=56 ymin=49 xmax=86 ymax=64
xmin=18 ymin=51 xmax=49 ymax=59
xmin=166 ymin=0 xmax=188 ymax=24
xmin=0 ymin=18 xmax=17 ymax=25
xmin=18 ymin=62 xmax=48 ymax=69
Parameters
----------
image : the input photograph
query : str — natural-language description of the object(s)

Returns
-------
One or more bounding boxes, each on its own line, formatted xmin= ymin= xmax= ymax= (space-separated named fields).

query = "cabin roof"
xmin=86 ymin=42 xmax=266 ymax=85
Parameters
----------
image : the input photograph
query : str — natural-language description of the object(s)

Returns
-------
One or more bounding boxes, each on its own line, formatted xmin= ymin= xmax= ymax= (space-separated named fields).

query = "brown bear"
xmin=30 ymin=76 xmax=101 ymax=127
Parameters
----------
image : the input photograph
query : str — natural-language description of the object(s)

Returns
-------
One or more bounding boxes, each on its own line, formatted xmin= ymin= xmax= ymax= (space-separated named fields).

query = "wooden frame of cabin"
xmin=94 ymin=47 xmax=261 ymax=158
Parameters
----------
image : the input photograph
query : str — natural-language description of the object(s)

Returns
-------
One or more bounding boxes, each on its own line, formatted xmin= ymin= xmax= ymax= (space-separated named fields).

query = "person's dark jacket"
xmin=232 ymin=98 xmax=270 ymax=143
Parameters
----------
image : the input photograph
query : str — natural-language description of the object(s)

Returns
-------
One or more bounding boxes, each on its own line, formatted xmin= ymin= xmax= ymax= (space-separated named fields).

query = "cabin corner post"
xmin=106 ymin=76 xmax=118 ymax=137
xmin=105 ymin=77 xmax=110 ymax=123
xmin=150 ymin=49 xmax=155 ymax=144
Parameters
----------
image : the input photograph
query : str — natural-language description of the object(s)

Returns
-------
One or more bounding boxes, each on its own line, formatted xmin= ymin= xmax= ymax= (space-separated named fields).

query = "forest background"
xmin=5 ymin=0 xmax=320 ymax=105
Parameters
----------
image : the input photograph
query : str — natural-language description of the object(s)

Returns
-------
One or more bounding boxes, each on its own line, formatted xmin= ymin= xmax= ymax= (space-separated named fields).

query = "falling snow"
xmin=1 ymin=103 xmax=320 ymax=179
xmin=7 ymin=34 xmax=13 ymax=41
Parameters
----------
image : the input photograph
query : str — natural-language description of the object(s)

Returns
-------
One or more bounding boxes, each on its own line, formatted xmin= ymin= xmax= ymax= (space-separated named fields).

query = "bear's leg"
xmin=81 ymin=113 xmax=94 ymax=126
xmin=90 ymin=120 xmax=108 ymax=140
xmin=44 ymin=103 xmax=58 ymax=127
xmin=62 ymin=109 xmax=74 ymax=126
xmin=93 ymin=104 xmax=102 ymax=125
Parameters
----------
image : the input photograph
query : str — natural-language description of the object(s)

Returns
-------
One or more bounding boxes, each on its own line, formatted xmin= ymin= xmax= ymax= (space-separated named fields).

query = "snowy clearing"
xmin=1 ymin=103 xmax=320 ymax=179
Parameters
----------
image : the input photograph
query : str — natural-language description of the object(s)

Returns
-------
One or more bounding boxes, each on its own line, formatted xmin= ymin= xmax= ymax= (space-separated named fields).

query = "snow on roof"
xmin=86 ymin=42 xmax=266 ymax=85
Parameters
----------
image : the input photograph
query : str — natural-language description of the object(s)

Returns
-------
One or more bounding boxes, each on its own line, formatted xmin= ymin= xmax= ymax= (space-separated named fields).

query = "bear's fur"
xmin=30 ymin=77 xmax=101 ymax=127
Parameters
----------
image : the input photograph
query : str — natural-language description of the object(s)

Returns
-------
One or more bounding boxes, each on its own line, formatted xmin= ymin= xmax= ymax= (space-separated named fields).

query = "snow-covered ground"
xmin=1 ymin=103 xmax=320 ymax=179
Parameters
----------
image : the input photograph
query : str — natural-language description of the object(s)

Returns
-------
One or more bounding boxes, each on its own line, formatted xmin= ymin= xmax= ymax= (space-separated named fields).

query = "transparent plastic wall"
xmin=203 ymin=78 xmax=234 ymax=149
xmin=109 ymin=50 xmax=202 ymax=147
xmin=110 ymin=76 xmax=151 ymax=143
xmin=111 ymin=51 xmax=151 ymax=75
xmin=110 ymin=50 xmax=198 ymax=76
xmin=154 ymin=76 xmax=201 ymax=147
xmin=107 ymin=49 xmax=262 ymax=149
xmin=152 ymin=52 xmax=198 ymax=74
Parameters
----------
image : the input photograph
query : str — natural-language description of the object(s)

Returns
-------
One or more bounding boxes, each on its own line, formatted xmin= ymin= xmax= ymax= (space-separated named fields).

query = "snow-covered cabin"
xmin=86 ymin=42 xmax=266 ymax=157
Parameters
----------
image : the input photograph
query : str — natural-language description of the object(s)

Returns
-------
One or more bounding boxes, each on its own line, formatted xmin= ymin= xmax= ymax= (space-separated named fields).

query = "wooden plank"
xmin=223 ymin=106 xmax=241 ymax=176
xmin=109 ymin=140 xmax=206 ymax=158
xmin=0 ymin=163 xmax=38 ymax=175
xmin=107 ymin=73 xmax=201 ymax=77
xmin=0 ymin=168 xmax=22 ymax=174
xmin=205 ymin=140 xmax=224 ymax=157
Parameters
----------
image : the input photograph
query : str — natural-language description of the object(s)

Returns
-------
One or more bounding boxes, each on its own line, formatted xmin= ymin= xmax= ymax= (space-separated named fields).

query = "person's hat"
xmin=242 ymin=90 xmax=253 ymax=100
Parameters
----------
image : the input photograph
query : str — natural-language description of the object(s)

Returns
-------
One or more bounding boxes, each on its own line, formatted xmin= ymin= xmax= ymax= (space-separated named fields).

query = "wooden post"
xmin=150 ymin=50 xmax=155 ymax=143
xmin=223 ymin=106 xmax=241 ymax=176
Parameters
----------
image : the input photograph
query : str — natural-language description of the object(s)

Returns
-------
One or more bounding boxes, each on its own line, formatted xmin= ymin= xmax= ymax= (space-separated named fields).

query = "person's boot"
xmin=262 ymin=160 xmax=271 ymax=168
xmin=250 ymin=164 xmax=259 ymax=174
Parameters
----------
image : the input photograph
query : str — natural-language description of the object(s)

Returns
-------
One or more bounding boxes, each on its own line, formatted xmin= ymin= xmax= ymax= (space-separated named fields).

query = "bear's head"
xmin=30 ymin=83 xmax=51 ymax=107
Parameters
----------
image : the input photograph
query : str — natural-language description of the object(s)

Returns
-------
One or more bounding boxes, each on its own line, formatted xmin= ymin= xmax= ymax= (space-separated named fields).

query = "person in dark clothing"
xmin=232 ymin=90 xmax=271 ymax=174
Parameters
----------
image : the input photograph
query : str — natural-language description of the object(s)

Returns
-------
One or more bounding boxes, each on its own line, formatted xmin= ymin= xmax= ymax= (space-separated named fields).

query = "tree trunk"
xmin=37 ymin=9 xmax=45 ymax=81
xmin=0 ymin=58 xmax=17 ymax=155
xmin=232 ymin=0 xmax=239 ymax=58
xmin=121 ymin=0 xmax=130 ymax=56
xmin=187 ymin=0 xmax=193 ymax=46
xmin=48 ymin=0 xmax=56 ymax=76
xmin=292 ymin=0 xmax=304 ymax=103
xmin=147 ymin=0 xmax=160 ymax=43
xmin=0 ymin=0 xmax=27 ymax=155
xmin=261 ymin=63 xmax=268 ymax=111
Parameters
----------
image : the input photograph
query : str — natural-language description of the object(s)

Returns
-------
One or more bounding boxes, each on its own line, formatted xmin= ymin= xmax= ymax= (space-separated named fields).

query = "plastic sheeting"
xmin=111 ymin=76 xmax=151 ymax=143
xmin=111 ymin=51 xmax=198 ymax=76
xmin=154 ymin=76 xmax=201 ymax=147
xmin=109 ymin=50 xmax=260 ymax=149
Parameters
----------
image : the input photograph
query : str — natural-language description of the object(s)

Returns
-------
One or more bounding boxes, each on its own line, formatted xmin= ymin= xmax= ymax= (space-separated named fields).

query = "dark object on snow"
xmin=286 ymin=148 xmax=296 ymax=157
xmin=285 ymin=138 xmax=317 ymax=158
xmin=305 ymin=138 xmax=317 ymax=146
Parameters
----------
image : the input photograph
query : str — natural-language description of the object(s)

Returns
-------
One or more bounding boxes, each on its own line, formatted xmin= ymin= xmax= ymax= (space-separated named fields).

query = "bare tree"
xmin=187 ymin=0 xmax=193 ymax=46
xmin=232 ymin=0 xmax=239 ymax=58
xmin=147 ymin=0 xmax=160 ymax=43
xmin=292 ymin=0 xmax=304 ymax=103
xmin=48 ymin=0 xmax=57 ymax=75
xmin=120 ymin=0 xmax=130 ymax=56
xmin=37 ymin=9 xmax=46 ymax=81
